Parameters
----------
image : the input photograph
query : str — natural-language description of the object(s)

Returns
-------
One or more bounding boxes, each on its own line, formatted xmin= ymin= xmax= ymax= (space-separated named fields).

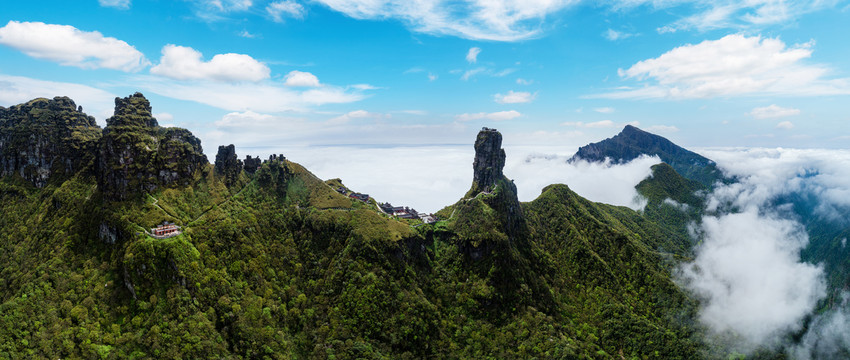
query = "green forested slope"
xmin=0 ymin=95 xmax=707 ymax=359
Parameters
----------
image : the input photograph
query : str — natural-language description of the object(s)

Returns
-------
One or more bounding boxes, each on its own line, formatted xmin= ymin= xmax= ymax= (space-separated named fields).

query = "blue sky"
xmin=1 ymin=0 xmax=849 ymax=155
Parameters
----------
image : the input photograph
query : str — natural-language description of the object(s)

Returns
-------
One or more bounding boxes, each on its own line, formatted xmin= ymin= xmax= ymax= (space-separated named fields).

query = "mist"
xmin=681 ymin=148 xmax=850 ymax=355
xmin=679 ymin=209 xmax=825 ymax=350
xmin=258 ymin=145 xmax=657 ymax=213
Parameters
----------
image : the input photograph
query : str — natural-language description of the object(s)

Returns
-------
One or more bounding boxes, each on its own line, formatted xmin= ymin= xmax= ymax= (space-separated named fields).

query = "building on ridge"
xmin=150 ymin=221 xmax=181 ymax=239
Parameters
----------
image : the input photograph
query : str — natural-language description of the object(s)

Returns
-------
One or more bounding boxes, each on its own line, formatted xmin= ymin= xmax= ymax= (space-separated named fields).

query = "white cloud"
xmin=461 ymin=68 xmax=486 ymax=81
xmin=593 ymin=34 xmax=850 ymax=99
xmin=428 ymin=73 xmax=438 ymax=81
xmin=0 ymin=74 xmax=117 ymax=123
xmin=284 ymin=70 xmax=321 ymax=87
xmin=466 ymin=47 xmax=481 ymax=63
xmin=206 ymin=110 xmax=468 ymax=149
xmin=791 ymin=295 xmax=850 ymax=360
xmin=313 ymin=0 xmax=579 ymax=41
xmin=350 ymin=83 xmax=378 ymax=90
xmin=193 ymin=136 xmax=658 ymax=213
xmin=562 ymin=120 xmax=617 ymax=128
xmin=776 ymin=121 xmax=795 ymax=129
xmin=679 ymin=210 xmax=825 ymax=350
xmin=0 ymin=21 xmax=148 ymax=72
xmin=648 ymin=0 xmax=836 ymax=33
xmin=329 ymin=110 xmax=390 ymax=123
xmin=607 ymin=1 xmax=836 ymax=33
xmin=150 ymin=44 xmax=270 ymax=82
xmin=679 ymin=147 xmax=850 ymax=352
xmin=397 ymin=110 xmax=428 ymax=115
xmin=458 ymin=67 xmax=515 ymax=81
xmin=701 ymin=148 xmax=850 ymax=215
xmin=153 ymin=112 xmax=174 ymax=122
xmin=134 ymin=75 xmax=365 ymax=113
xmin=516 ymin=154 xmax=658 ymax=210
xmin=249 ymin=144 xmax=474 ymax=212
xmin=267 ymin=0 xmax=305 ymax=22
xmin=516 ymin=78 xmax=533 ymax=85
xmin=188 ymin=0 xmax=255 ymax=21
xmin=99 ymin=0 xmax=131 ymax=9
xmin=663 ymin=197 xmax=691 ymax=211
xmin=205 ymin=0 xmax=253 ymax=12
xmin=456 ymin=110 xmax=521 ymax=122
xmin=645 ymin=124 xmax=679 ymax=133
xmin=594 ymin=107 xmax=615 ymax=113
xmin=749 ymin=104 xmax=801 ymax=119
xmin=494 ymin=90 xmax=535 ymax=104
xmin=494 ymin=68 xmax=516 ymax=77
xmin=238 ymin=29 xmax=259 ymax=38
xmin=604 ymin=28 xmax=633 ymax=40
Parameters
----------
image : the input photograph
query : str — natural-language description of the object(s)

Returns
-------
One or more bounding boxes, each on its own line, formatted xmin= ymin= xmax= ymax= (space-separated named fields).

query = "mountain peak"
xmin=622 ymin=124 xmax=639 ymax=132
xmin=0 ymin=96 xmax=100 ymax=187
xmin=571 ymin=125 xmax=725 ymax=187
xmin=470 ymin=127 xmax=506 ymax=195
xmin=109 ymin=92 xmax=158 ymax=128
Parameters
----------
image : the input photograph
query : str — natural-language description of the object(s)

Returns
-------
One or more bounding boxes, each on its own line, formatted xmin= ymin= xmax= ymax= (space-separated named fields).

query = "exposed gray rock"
xmin=470 ymin=127 xmax=506 ymax=196
xmin=98 ymin=93 xmax=208 ymax=200
xmin=0 ymin=96 xmax=101 ymax=187
xmin=214 ymin=144 xmax=242 ymax=186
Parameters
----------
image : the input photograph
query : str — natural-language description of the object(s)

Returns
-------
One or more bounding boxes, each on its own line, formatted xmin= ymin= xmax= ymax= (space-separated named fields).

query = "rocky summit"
xmin=0 ymin=97 xmax=101 ymax=188
xmin=214 ymin=144 xmax=242 ymax=186
xmin=469 ymin=127 xmax=507 ymax=196
xmin=571 ymin=124 xmax=725 ymax=187
xmin=98 ymin=93 xmax=207 ymax=200
xmin=454 ymin=128 xmax=528 ymax=261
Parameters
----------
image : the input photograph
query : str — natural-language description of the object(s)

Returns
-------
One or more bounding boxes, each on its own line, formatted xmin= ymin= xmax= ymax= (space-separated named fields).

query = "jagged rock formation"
xmin=469 ymin=127 xmax=507 ymax=196
xmin=243 ymin=155 xmax=261 ymax=174
xmin=459 ymin=128 xmax=526 ymax=242
xmin=571 ymin=125 xmax=725 ymax=187
xmin=443 ymin=128 xmax=553 ymax=317
xmin=0 ymin=97 xmax=101 ymax=187
xmin=214 ymin=144 xmax=242 ymax=186
xmin=98 ymin=93 xmax=207 ymax=200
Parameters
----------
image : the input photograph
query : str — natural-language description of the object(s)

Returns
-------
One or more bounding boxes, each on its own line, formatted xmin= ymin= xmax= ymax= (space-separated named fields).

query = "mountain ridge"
xmin=571 ymin=124 xmax=726 ymax=187
xmin=0 ymin=94 xmax=705 ymax=358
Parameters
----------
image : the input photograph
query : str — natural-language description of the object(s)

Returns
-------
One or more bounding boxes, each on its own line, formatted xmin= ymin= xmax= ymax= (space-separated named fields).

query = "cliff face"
xmin=470 ymin=127 xmax=506 ymax=195
xmin=445 ymin=128 xmax=551 ymax=315
xmin=458 ymin=127 xmax=527 ymax=242
xmin=214 ymin=144 xmax=242 ymax=186
xmin=462 ymin=127 xmax=525 ymax=241
xmin=0 ymin=97 xmax=101 ymax=187
xmin=98 ymin=93 xmax=207 ymax=200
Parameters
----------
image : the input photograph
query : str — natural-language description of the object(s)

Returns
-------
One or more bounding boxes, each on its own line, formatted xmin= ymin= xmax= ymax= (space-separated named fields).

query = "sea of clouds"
xmin=268 ymin=145 xmax=657 ymax=213
xmin=691 ymin=148 xmax=850 ymax=357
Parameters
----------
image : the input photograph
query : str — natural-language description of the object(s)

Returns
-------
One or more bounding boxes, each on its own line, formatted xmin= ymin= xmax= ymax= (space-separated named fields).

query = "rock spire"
xmin=469 ymin=127 xmax=506 ymax=196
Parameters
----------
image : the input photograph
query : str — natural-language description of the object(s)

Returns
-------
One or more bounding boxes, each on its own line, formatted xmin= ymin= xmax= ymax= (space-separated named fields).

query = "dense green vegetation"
xmin=0 ymin=154 xmax=707 ymax=358
xmin=0 ymin=94 xmax=716 ymax=358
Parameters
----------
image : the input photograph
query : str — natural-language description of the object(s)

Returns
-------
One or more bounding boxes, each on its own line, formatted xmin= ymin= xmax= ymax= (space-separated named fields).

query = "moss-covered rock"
xmin=214 ymin=144 xmax=241 ymax=186
xmin=0 ymin=96 xmax=101 ymax=187
xmin=98 ymin=93 xmax=208 ymax=200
